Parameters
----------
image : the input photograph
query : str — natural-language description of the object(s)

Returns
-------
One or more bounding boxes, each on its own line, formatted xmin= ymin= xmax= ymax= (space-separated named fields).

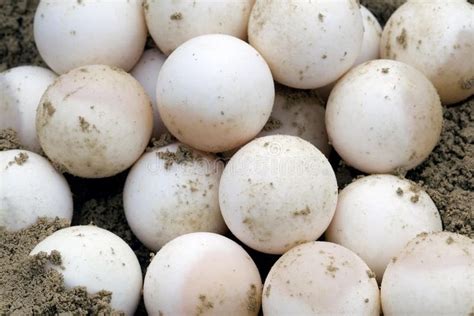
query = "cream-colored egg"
xmin=144 ymin=232 xmax=262 ymax=316
xmin=248 ymin=0 xmax=363 ymax=89
xmin=157 ymin=34 xmax=274 ymax=153
xmin=124 ymin=143 xmax=226 ymax=251
xmin=380 ymin=0 xmax=473 ymax=104
xmin=381 ymin=232 xmax=473 ymax=315
xmin=326 ymin=59 xmax=443 ymax=174
xmin=144 ymin=0 xmax=255 ymax=55
xmin=34 ymin=0 xmax=147 ymax=74
xmin=0 ymin=66 xmax=57 ymax=152
xmin=219 ymin=135 xmax=338 ymax=254
xmin=326 ymin=175 xmax=442 ymax=282
xmin=0 ymin=150 xmax=73 ymax=231
xmin=263 ymin=241 xmax=380 ymax=316
xmin=36 ymin=65 xmax=153 ymax=178
xmin=130 ymin=48 xmax=167 ymax=138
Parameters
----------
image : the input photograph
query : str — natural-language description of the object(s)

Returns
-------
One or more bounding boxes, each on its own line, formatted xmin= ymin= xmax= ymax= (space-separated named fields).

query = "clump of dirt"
xmin=157 ymin=144 xmax=196 ymax=169
xmin=0 ymin=128 xmax=23 ymax=151
xmin=146 ymin=132 xmax=177 ymax=151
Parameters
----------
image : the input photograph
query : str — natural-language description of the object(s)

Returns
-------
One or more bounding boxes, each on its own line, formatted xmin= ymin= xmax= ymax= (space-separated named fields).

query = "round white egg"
xmin=34 ymin=0 xmax=147 ymax=74
xmin=0 ymin=149 xmax=73 ymax=231
xmin=124 ymin=143 xmax=226 ymax=251
xmin=36 ymin=65 xmax=153 ymax=178
xmin=380 ymin=0 xmax=474 ymax=104
xmin=144 ymin=0 xmax=255 ymax=55
xmin=156 ymin=34 xmax=274 ymax=153
xmin=326 ymin=175 xmax=442 ymax=282
xmin=219 ymin=135 xmax=338 ymax=254
xmin=381 ymin=232 xmax=473 ymax=315
xmin=0 ymin=66 xmax=57 ymax=152
xmin=144 ymin=232 xmax=262 ymax=316
xmin=258 ymin=86 xmax=330 ymax=157
xmin=130 ymin=48 xmax=167 ymax=138
xmin=325 ymin=59 xmax=443 ymax=174
xmin=30 ymin=225 xmax=142 ymax=315
xmin=248 ymin=0 xmax=363 ymax=89
xmin=263 ymin=241 xmax=380 ymax=316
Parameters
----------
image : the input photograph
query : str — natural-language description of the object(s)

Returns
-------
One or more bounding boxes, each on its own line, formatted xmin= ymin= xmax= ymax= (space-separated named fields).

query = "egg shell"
xmin=130 ymin=48 xmax=168 ymax=138
xmin=258 ymin=85 xmax=330 ymax=157
xmin=326 ymin=174 xmax=442 ymax=282
xmin=124 ymin=143 xmax=226 ymax=251
xmin=381 ymin=232 xmax=473 ymax=315
xmin=156 ymin=34 xmax=274 ymax=153
xmin=34 ymin=0 xmax=147 ymax=74
xmin=248 ymin=0 xmax=363 ymax=89
xmin=36 ymin=65 xmax=153 ymax=178
xmin=380 ymin=0 xmax=474 ymax=104
xmin=30 ymin=225 xmax=143 ymax=315
xmin=325 ymin=59 xmax=443 ymax=174
xmin=143 ymin=232 xmax=262 ymax=316
xmin=0 ymin=66 xmax=57 ymax=152
xmin=219 ymin=135 xmax=338 ymax=254
xmin=263 ymin=241 xmax=380 ymax=316
xmin=0 ymin=149 xmax=73 ymax=231
xmin=144 ymin=0 xmax=255 ymax=55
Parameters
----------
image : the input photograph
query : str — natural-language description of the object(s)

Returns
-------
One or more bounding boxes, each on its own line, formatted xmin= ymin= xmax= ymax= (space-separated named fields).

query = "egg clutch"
xmin=0 ymin=0 xmax=473 ymax=316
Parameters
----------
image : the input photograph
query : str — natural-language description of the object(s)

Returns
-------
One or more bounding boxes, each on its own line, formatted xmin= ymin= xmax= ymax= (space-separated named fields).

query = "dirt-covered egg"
xmin=30 ymin=225 xmax=142 ymax=315
xmin=380 ymin=0 xmax=474 ymax=104
xmin=130 ymin=48 xmax=167 ymax=138
xmin=258 ymin=85 xmax=330 ymax=157
xmin=219 ymin=135 xmax=338 ymax=254
xmin=248 ymin=0 xmax=363 ymax=89
xmin=0 ymin=66 xmax=57 ymax=152
xmin=0 ymin=149 xmax=73 ymax=231
xmin=144 ymin=0 xmax=255 ymax=55
xmin=123 ymin=143 xmax=226 ymax=251
xmin=326 ymin=175 xmax=442 ymax=282
xmin=156 ymin=34 xmax=274 ymax=153
xmin=34 ymin=0 xmax=147 ymax=74
xmin=381 ymin=232 xmax=473 ymax=315
xmin=263 ymin=241 xmax=380 ymax=316
xmin=326 ymin=59 xmax=443 ymax=174
xmin=143 ymin=232 xmax=262 ymax=316
xmin=36 ymin=65 xmax=153 ymax=178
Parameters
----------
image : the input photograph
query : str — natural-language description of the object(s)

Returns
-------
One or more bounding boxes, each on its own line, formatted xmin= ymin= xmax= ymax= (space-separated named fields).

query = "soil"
xmin=0 ymin=0 xmax=472 ymax=315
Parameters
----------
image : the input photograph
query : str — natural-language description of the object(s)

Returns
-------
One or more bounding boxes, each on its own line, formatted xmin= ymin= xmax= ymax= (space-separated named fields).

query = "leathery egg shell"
xmin=0 ymin=149 xmax=73 ymax=231
xmin=124 ymin=143 xmax=226 ymax=251
xmin=326 ymin=175 xmax=442 ymax=282
xmin=30 ymin=225 xmax=143 ymax=315
xmin=325 ymin=59 xmax=443 ymax=174
xmin=36 ymin=65 xmax=153 ymax=178
xmin=219 ymin=135 xmax=338 ymax=254
xmin=381 ymin=232 xmax=473 ymax=316
xmin=263 ymin=242 xmax=380 ymax=316
xmin=143 ymin=232 xmax=262 ymax=316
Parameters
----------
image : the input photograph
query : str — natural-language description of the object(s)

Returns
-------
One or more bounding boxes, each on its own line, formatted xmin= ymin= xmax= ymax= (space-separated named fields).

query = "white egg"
xmin=219 ymin=135 xmax=338 ymax=254
xmin=258 ymin=85 xmax=331 ymax=157
xmin=124 ymin=143 xmax=226 ymax=251
xmin=130 ymin=48 xmax=167 ymax=138
xmin=144 ymin=0 xmax=255 ymax=55
xmin=34 ymin=0 xmax=147 ymax=74
xmin=157 ymin=34 xmax=274 ymax=153
xmin=380 ymin=0 xmax=474 ymax=104
xmin=326 ymin=175 xmax=442 ymax=282
xmin=263 ymin=241 xmax=380 ymax=316
xmin=248 ymin=0 xmax=363 ymax=89
xmin=325 ymin=59 xmax=443 ymax=174
xmin=36 ymin=65 xmax=153 ymax=178
xmin=0 ymin=150 xmax=73 ymax=231
xmin=0 ymin=66 xmax=57 ymax=152
xmin=381 ymin=232 xmax=473 ymax=315
xmin=30 ymin=225 xmax=142 ymax=315
xmin=143 ymin=232 xmax=262 ymax=316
